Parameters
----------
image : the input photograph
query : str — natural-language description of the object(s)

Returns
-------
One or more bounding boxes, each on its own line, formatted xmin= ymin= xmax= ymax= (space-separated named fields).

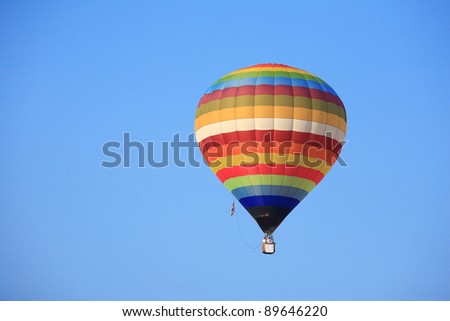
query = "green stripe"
xmin=224 ymin=174 xmax=316 ymax=193
xmin=213 ymin=71 xmax=327 ymax=86
xmin=196 ymin=95 xmax=347 ymax=122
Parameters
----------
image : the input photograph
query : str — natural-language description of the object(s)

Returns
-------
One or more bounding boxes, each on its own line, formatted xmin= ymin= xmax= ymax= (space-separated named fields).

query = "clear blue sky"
xmin=1 ymin=1 xmax=449 ymax=300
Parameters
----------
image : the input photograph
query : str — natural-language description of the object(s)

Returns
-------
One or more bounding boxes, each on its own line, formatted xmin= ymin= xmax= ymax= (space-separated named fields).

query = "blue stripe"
xmin=206 ymin=77 xmax=337 ymax=96
xmin=231 ymin=185 xmax=308 ymax=202
xmin=239 ymin=195 xmax=300 ymax=209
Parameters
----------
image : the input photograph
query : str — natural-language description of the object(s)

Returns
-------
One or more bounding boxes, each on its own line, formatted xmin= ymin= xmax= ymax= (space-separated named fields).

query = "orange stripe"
xmin=195 ymin=105 xmax=346 ymax=134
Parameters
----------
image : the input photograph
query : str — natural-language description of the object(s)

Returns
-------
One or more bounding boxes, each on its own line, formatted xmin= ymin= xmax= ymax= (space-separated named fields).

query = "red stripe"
xmin=242 ymin=63 xmax=291 ymax=69
xmin=201 ymin=141 xmax=339 ymax=167
xmin=198 ymin=85 xmax=344 ymax=107
xmin=215 ymin=164 xmax=324 ymax=185
xmin=199 ymin=130 xmax=344 ymax=156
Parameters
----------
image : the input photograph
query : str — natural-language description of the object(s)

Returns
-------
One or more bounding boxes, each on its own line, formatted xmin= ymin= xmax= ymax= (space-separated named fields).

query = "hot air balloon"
xmin=194 ymin=63 xmax=346 ymax=254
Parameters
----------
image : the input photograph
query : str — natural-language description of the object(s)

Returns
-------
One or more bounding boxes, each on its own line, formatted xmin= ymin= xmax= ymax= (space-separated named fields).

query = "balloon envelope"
xmin=195 ymin=63 xmax=346 ymax=233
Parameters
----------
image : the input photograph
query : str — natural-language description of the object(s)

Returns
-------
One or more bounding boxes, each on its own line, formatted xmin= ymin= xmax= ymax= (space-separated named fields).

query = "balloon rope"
xmin=233 ymin=206 xmax=260 ymax=250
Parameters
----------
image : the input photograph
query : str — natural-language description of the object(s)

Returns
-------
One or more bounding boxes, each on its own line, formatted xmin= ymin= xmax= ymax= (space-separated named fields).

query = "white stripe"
xmin=196 ymin=118 xmax=346 ymax=142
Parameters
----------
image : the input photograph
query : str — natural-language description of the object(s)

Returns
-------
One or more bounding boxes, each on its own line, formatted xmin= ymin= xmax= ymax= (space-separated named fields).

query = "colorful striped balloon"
xmin=195 ymin=63 xmax=347 ymax=234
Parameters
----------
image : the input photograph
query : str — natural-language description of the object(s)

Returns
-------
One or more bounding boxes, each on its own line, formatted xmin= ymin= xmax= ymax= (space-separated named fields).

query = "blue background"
xmin=1 ymin=0 xmax=449 ymax=300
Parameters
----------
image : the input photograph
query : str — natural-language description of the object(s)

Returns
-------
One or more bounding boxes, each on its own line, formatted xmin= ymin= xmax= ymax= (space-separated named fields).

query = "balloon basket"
xmin=262 ymin=233 xmax=275 ymax=254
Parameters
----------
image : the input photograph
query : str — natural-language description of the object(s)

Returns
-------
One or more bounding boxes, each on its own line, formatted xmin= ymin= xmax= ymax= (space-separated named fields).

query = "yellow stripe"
xmin=224 ymin=175 xmax=317 ymax=193
xmin=195 ymin=105 xmax=347 ymax=134
xmin=209 ymin=152 xmax=332 ymax=175
xmin=228 ymin=66 xmax=314 ymax=76
xmin=196 ymin=95 xmax=347 ymax=122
